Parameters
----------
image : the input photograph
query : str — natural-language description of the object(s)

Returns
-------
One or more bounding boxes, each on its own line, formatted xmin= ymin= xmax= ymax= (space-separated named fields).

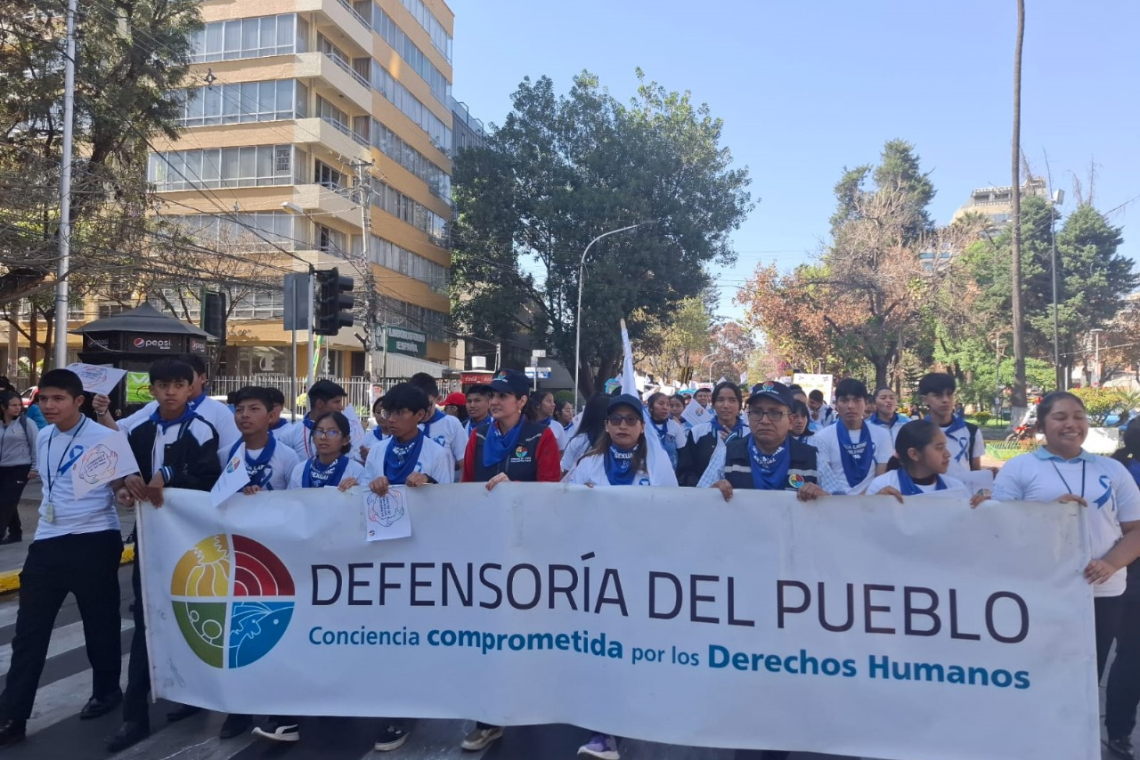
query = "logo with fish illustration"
xmin=170 ymin=534 xmax=294 ymax=669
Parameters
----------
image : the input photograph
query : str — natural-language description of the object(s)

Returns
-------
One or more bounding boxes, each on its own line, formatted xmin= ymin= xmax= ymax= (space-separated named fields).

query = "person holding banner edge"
xmin=699 ymin=381 xmax=825 ymax=503
xmin=992 ymin=392 xmax=1140 ymax=687
xmin=459 ymin=368 xmax=560 ymax=752
xmin=0 ymin=370 xmax=125 ymax=748
xmin=286 ymin=411 xmax=364 ymax=491
xmin=865 ymin=420 xmax=978 ymax=501
xmin=110 ymin=359 xmax=223 ymax=752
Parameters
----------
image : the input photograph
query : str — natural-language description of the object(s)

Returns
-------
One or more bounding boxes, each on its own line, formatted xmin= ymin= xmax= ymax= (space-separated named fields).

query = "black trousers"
xmin=122 ymin=548 xmax=151 ymax=723
xmin=1097 ymin=595 xmax=1124 ymax=680
xmin=0 ymin=464 xmax=30 ymax=537
xmin=0 ymin=530 xmax=123 ymax=720
xmin=1106 ymin=594 xmax=1140 ymax=739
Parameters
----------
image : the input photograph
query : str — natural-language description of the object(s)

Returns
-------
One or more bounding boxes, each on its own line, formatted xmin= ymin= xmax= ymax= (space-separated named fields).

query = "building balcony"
xmin=287 ymin=183 xmax=361 ymax=229
xmin=294 ymin=51 xmax=372 ymax=115
xmin=293 ymin=117 xmax=371 ymax=164
xmin=296 ymin=0 xmax=372 ymax=56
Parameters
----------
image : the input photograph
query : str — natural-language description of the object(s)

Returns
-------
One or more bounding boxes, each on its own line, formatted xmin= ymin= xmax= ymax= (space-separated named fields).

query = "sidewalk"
xmin=0 ymin=481 xmax=136 ymax=593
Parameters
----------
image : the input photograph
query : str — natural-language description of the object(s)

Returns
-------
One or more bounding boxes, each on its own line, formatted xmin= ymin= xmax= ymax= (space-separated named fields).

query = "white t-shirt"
xmin=120 ymin=394 xmax=240 ymax=451
xmin=993 ymin=450 xmax=1140 ymax=597
xmin=287 ymin=456 xmax=367 ymax=490
xmin=420 ymin=412 xmax=466 ymax=468
xmin=218 ymin=439 xmax=300 ymax=493
xmin=937 ymin=420 xmax=986 ymax=480
xmin=363 ymin=434 xmax=455 ymax=485
xmin=565 ymin=451 xmax=678 ymax=488
xmin=812 ymin=421 xmax=894 ymax=495
xmin=865 ymin=470 xmax=968 ymax=497
xmin=35 ymin=417 xmax=121 ymax=541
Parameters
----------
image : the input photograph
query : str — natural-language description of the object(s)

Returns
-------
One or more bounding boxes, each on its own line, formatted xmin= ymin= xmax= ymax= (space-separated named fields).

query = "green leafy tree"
xmin=0 ymin=0 xmax=201 ymax=304
xmin=450 ymin=72 xmax=752 ymax=397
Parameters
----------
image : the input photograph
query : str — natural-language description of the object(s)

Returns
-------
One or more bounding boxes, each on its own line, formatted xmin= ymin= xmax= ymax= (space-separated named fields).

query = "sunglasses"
xmin=606 ymin=414 xmax=642 ymax=427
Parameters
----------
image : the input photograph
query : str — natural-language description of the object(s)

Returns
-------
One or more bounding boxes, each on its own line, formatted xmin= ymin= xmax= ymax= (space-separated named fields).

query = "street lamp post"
xmin=573 ymin=223 xmax=650 ymax=407
xmin=1091 ymin=328 xmax=1104 ymax=386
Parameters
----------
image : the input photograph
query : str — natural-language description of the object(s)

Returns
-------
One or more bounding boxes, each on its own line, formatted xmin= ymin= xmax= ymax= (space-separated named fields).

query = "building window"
xmin=354 ymin=234 xmax=449 ymax=293
xmin=370 ymin=118 xmax=450 ymax=203
xmin=369 ymin=60 xmax=452 ymax=152
xmin=315 ymin=160 xmax=347 ymax=192
xmin=177 ymin=80 xmax=307 ymax=127
xmin=368 ymin=176 xmax=448 ymax=245
xmin=230 ymin=291 xmax=285 ymax=320
xmin=190 ymin=15 xmax=306 ymax=63
xmin=396 ymin=0 xmax=452 ymax=61
xmin=148 ymin=145 xmax=296 ymax=191
xmin=166 ymin=212 xmax=304 ymax=251
xmin=369 ymin=4 xmax=451 ymax=108
xmin=377 ymin=294 xmax=449 ymax=342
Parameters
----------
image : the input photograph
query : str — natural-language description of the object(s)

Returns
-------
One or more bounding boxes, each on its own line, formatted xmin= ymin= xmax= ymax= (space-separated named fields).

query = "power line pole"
xmin=1009 ymin=0 xmax=1029 ymax=426
xmin=351 ymin=160 xmax=382 ymax=380
xmin=53 ymin=0 xmax=79 ymax=370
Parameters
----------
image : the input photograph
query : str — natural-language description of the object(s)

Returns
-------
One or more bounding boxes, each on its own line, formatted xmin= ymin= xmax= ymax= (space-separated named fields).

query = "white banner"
xmin=139 ymin=485 xmax=1099 ymax=760
xmin=792 ymin=372 xmax=833 ymax=402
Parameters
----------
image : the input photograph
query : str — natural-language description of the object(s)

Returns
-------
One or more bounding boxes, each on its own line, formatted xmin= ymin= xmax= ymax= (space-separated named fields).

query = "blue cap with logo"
xmin=747 ymin=380 xmax=794 ymax=409
xmin=606 ymin=393 xmax=645 ymax=421
xmin=489 ymin=368 xmax=531 ymax=396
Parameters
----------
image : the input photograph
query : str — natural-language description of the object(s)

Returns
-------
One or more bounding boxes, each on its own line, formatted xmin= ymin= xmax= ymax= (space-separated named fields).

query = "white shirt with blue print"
xmin=939 ymin=422 xmax=986 ymax=480
xmin=993 ymin=448 xmax=1140 ymax=597
xmin=418 ymin=412 xmax=466 ymax=469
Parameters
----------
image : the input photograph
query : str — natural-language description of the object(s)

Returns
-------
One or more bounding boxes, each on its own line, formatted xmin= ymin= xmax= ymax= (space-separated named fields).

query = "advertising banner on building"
xmin=139 ymin=485 xmax=1098 ymax=760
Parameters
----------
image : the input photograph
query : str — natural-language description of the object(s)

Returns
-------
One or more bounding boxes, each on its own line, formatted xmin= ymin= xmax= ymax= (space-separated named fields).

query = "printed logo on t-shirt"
xmin=510 ymin=445 xmax=531 ymax=464
xmin=1093 ymin=475 xmax=1114 ymax=510
xmin=789 ymin=473 xmax=805 ymax=489
xmin=432 ymin=434 xmax=447 ymax=448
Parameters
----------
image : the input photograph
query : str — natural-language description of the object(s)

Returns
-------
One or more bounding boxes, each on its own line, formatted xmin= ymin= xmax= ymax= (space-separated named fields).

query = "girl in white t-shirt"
xmin=867 ymin=420 xmax=970 ymax=501
xmin=286 ymin=411 xmax=365 ymax=491
xmin=993 ymin=391 xmax=1140 ymax=679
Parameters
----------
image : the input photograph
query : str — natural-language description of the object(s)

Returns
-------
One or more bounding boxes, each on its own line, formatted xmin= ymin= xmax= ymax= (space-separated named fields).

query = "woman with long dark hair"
xmin=865 ymin=420 xmax=969 ymax=500
xmin=527 ymin=389 xmax=568 ymax=451
xmin=561 ymin=394 xmax=614 ymax=475
xmin=645 ymin=391 xmax=684 ymax=470
xmin=0 ymin=390 xmax=35 ymax=544
xmin=677 ymin=381 xmax=744 ymax=487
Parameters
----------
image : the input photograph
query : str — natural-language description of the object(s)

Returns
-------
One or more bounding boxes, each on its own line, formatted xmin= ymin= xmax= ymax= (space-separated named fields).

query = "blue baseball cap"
xmin=489 ymin=368 xmax=530 ymax=396
xmin=607 ymin=394 xmax=645 ymax=421
xmin=747 ymin=380 xmax=794 ymax=409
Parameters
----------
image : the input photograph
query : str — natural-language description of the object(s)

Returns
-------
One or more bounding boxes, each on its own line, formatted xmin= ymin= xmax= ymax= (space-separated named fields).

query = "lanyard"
xmin=45 ymin=416 xmax=88 ymax=503
xmin=1051 ymin=460 xmax=1087 ymax=498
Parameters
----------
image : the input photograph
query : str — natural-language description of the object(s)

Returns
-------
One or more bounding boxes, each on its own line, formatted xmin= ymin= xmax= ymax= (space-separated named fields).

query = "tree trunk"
xmin=874 ymin=358 xmax=890 ymax=391
xmin=1009 ymin=0 xmax=1029 ymax=427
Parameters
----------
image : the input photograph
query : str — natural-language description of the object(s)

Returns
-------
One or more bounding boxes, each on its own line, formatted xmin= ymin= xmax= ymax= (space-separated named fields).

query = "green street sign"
xmin=126 ymin=372 xmax=154 ymax=404
xmin=386 ymin=326 xmax=427 ymax=357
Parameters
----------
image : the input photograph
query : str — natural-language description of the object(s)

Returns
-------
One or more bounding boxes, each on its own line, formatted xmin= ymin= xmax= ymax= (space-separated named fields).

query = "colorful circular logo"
xmin=132 ymin=337 xmax=145 ymax=348
xmin=788 ymin=473 xmax=805 ymax=489
xmin=170 ymin=534 xmax=294 ymax=669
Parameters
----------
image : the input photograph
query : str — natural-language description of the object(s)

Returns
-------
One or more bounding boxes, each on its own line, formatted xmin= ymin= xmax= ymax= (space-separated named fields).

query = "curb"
xmin=0 ymin=543 xmax=136 ymax=596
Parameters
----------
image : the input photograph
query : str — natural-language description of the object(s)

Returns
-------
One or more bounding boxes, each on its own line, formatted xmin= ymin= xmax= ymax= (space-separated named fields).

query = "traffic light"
xmin=200 ymin=290 xmax=227 ymax=341
xmin=314 ymin=267 xmax=355 ymax=336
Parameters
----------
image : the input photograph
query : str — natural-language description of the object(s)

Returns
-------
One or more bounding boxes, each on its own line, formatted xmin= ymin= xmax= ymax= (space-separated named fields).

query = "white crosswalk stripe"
xmin=0 ymin=619 xmax=133 ymax=673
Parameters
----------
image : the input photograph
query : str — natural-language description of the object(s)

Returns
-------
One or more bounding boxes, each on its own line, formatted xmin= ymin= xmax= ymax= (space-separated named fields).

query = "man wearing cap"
xmin=274 ymin=380 xmax=352 ymax=461
xmin=698 ymin=381 xmax=826 ymax=502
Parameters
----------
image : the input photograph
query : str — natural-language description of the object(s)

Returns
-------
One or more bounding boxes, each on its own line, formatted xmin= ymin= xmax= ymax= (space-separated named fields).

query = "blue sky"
xmin=447 ymin=0 xmax=1140 ymax=320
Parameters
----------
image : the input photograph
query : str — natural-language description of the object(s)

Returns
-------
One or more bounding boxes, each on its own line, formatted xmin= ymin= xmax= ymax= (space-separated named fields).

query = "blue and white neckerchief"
xmin=271 ymin=418 xmax=291 ymax=432
xmin=303 ymin=455 xmax=350 ymax=488
xmin=423 ymin=409 xmax=446 ymax=439
xmin=371 ymin=427 xmax=387 ymax=444
xmin=896 ymin=467 xmax=946 ymax=496
xmin=149 ymin=406 xmax=197 ymax=433
xmin=605 ymin=444 xmax=638 ymax=486
xmin=482 ymin=418 xmax=524 ymax=468
xmin=651 ymin=419 xmax=678 ymax=469
xmin=870 ymin=412 xmax=904 ymax=430
xmin=710 ymin=416 xmax=746 ymax=440
xmin=749 ymin=435 xmax=791 ymax=490
xmin=229 ymin=437 xmax=278 ymax=489
xmin=384 ymin=431 xmax=424 ymax=485
xmin=836 ymin=423 xmax=874 ymax=488
xmin=189 ymin=391 xmax=208 ymax=411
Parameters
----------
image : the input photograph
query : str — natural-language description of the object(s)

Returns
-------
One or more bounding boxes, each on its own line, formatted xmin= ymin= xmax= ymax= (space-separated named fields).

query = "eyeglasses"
xmin=312 ymin=429 xmax=342 ymax=439
xmin=747 ymin=410 xmax=787 ymax=421
xmin=606 ymin=414 xmax=642 ymax=427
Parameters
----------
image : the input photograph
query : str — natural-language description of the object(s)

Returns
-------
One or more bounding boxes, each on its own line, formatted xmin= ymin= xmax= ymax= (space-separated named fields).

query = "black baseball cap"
xmin=747 ymin=380 xmax=794 ymax=409
xmin=489 ymin=369 xmax=530 ymax=397
xmin=607 ymin=394 xmax=645 ymax=420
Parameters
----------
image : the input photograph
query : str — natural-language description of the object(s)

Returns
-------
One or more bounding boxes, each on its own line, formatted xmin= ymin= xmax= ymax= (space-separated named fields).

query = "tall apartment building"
xmin=146 ymin=0 xmax=458 ymax=378
xmin=952 ymin=177 xmax=1050 ymax=227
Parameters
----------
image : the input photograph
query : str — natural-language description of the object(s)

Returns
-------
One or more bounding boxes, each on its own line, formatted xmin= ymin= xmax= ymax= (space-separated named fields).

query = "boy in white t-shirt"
xmin=918 ymin=373 xmax=985 ymax=481
xmin=0 ymin=370 xmax=125 ymax=748
xmin=812 ymin=378 xmax=892 ymax=495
